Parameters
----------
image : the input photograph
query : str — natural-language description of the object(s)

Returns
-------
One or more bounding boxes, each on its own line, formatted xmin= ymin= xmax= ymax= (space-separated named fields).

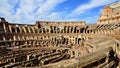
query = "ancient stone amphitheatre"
xmin=0 ymin=1 xmax=120 ymax=68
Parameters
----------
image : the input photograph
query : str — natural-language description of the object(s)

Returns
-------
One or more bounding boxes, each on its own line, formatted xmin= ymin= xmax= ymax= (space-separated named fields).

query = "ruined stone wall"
xmin=0 ymin=17 xmax=120 ymax=49
xmin=98 ymin=1 xmax=120 ymax=24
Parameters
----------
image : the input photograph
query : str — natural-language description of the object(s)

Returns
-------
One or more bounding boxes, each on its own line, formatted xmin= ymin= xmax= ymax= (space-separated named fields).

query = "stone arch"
xmin=41 ymin=37 xmax=43 ymax=40
xmin=74 ymin=26 xmax=77 ymax=33
xmin=80 ymin=27 xmax=85 ymax=33
xmin=61 ymin=38 xmax=66 ymax=44
xmin=87 ymin=30 xmax=89 ymax=33
xmin=67 ymin=26 xmax=71 ymax=33
xmin=53 ymin=26 xmax=56 ymax=33
xmin=50 ymin=26 xmax=53 ymax=33
xmin=103 ymin=29 xmax=107 ymax=34
xmin=11 ymin=27 xmax=16 ymax=33
xmin=96 ymin=30 xmax=99 ymax=34
xmin=20 ymin=27 xmax=24 ymax=33
xmin=25 ymin=26 xmax=29 ymax=33
xmin=38 ymin=23 xmax=41 ymax=28
xmin=29 ymin=27 xmax=33 ymax=33
xmin=107 ymin=29 xmax=111 ymax=34
xmin=78 ymin=38 xmax=81 ymax=44
xmin=100 ymin=30 xmax=103 ymax=34
xmin=64 ymin=26 xmax=67 ymax=33
xmin=16 ymin=27 xmax=20 ymax=33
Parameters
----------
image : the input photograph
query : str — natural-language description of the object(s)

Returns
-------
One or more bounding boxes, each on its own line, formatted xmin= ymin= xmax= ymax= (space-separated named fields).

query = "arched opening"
xmin=16 ymin=27 xmax=20 ymax=33
xmin=74 ymin=26 xmax=77 ymax=33
xmin=90 ymin=30 xmax=92 ymax=33
xmin=12 ymin=27 xmax=15 ymax=33
xmin=25 ymin=27 xmax=29 ymax=33
xmin=54 ymin=26 xmax=56 ymax=33
xmin=43 ymin=28 xmax=45 ymax=33
xmin=50 ymin=26 xmax=53 ymax=33
xmin=62 ymin=38 xmax=66 ymax=44
xmin=57 ymin=26 xmax=60 ymax=33
xmin=87 ymin=30 xmax=89 ymax=33
xmin=66 ymin=38 xmax=68 ymax=44
xmin=78 ymin=38 xmax=81 ymax=44
xmin=55 ymin=38 xmax=56 ymax=42
xmin=30 ymin=27 xmax=33 ymax=33
xmin=71 ymin=26 xmax=73 ymax=33
xmin=67 ymin=26 xmax=70 ymax=33
xmin=21 ymin=28 xmax=24 ymax=33
xmin=64 ymin=26 xmax=67 ymax=33
xmin=85 ymin=26 xmax=89 ymax=33
xmin=80 ymin=28 xmax=85 ymax=33
xmin=38 ymin=24 xmax=41 ymax=28
xmin=77 ymin=30 xmax=79 ymax=33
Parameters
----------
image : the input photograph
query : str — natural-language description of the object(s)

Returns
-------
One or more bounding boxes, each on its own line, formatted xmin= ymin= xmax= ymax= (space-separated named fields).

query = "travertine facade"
xmin=98 ymin=1 xmax=120 ymax=24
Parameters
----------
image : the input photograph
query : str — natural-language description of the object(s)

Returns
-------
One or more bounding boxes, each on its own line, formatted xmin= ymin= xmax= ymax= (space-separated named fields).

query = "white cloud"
xmin=36 ymin=0 xmax=66 ymax=15
xmin=71 ymin=0 xmax=119 ymax=16
xmin=37 ymin=12 xmax=61 ymax=21
xmin=0 ymin=0 xmax=119 ymax=24
xmin=19 ymin=0 xmax=45 ymax=14
xmin=0 ymin=0 xmax=67 ymax=24
xmin=84 ymin=16 xmax=99 ymax=24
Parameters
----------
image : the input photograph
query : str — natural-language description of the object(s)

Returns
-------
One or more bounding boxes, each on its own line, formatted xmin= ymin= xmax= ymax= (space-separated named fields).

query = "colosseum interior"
xmin=0 ymin=1 xmax=120 ymax=68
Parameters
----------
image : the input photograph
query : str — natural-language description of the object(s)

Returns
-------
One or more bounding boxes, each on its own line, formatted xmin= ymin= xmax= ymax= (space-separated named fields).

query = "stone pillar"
xmin=41 ymin=28 xmax=43 ymax=33
xmin=9 ymin=25 xmax=12 ymax=33
xmin=12 ymin=41 xmax=15 ymax=46
xmin=28 ymin=27 xmax=31 ymax=33
xmin=31 ymin=27 xmax=35 ymax=33
xmin=15 ymin=27 xmax=17 ymax=33
xmin=13 ymin=36 xmax=16 ymax=40
xmin=71 ymin=27 xmax=73 ymax=33
xmin=69 ymin=28 xmax=71 ymax=33
xmin=13 ymin=58 xmax=16 ymax=63
xmin=55 ymin=26 xmax=56 ymax=33
xmin=117 ymin=62 xmax=120 ymax=68
xmin=27 ymin=55 xmax=30 ymax=61
xmin=51 ymin=27 xmax=53 ymax=33
xmin=66 ymin=26 xmax=68 ymax=33
xmin=3 ymin=23 xmax=7 ymax=33
xmin=3 ymin=37 xmax=6 ymax=41
xmin=18 ymin=26 xmax=22 ymax=33
xmin=23 ymin=26 xmax=27 ymax=33
xmin=56 ymin=26 xmax=58 ymax=33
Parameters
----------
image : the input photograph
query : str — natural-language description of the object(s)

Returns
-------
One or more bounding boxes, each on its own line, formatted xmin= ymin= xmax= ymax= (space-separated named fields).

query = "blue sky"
xmin=0 ymin=0 xmax=119 ymax=24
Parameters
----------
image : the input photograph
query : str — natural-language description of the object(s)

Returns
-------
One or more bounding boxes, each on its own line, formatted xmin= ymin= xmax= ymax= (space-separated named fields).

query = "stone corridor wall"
xmin=0 ymin=17 xmax=120 ymax=48
xmin=98 ymin=1 xmax=120 ymax=24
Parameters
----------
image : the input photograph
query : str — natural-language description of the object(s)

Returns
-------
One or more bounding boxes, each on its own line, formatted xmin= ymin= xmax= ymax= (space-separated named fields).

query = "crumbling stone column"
xmin=31 ymin=27 xmax=35 ymax=33
xmin=27 ymin=55 xmax=30 ymax=61
xmin=9 ymin=25 xmax=12 ymax=33
xmin=23 ymin=26 xmax=27 ymax=33
xmin=28 ymin=27 xmax=31 ymax=33
xmin=3 ymin=23 xmax=7 ymax=33
xmin=18 ymin=26 xmax=22 ymax=33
